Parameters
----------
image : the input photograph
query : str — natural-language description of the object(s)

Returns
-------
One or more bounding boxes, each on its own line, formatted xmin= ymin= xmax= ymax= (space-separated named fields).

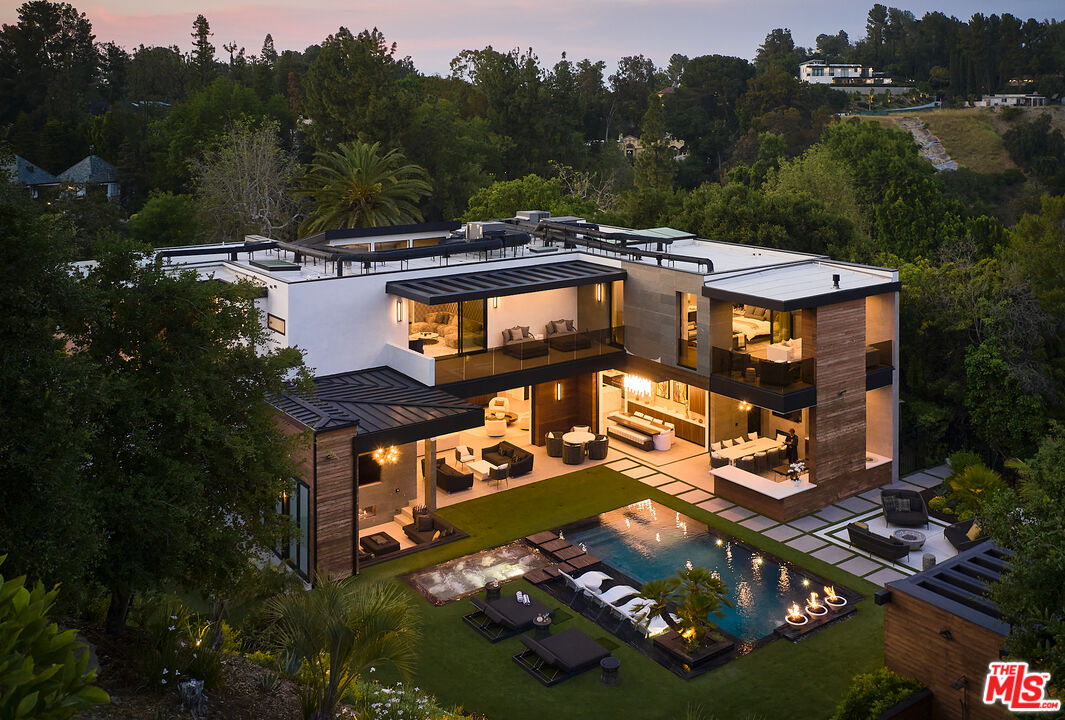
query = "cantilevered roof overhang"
xmin=702 ymin=261 xmax=899 ymax=311
xmin=385 ymin=260 xmax=626 ymax=305
xmin=268 ymin=367 xmax=484 ymax=453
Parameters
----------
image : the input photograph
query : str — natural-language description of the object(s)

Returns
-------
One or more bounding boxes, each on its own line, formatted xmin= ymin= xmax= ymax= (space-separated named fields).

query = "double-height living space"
xmin=154 ymin=213 xmax=899 ymax=580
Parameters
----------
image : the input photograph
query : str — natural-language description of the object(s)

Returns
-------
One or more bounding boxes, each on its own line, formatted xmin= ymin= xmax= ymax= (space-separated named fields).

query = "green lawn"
xmin=359 ymin=466 xmax=883 ymax=720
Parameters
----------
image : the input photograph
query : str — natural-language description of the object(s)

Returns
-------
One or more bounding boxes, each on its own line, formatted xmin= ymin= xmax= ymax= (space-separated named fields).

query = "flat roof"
xmin=702 ymin=260 xmax=898 ymax=310
xmin=887 ymin=543 xmax=1011 ymax=636
xmin=268 ymin=367 xmax=484 ymax=451
xmin=385 ymin=259 xmax=626 ymax=305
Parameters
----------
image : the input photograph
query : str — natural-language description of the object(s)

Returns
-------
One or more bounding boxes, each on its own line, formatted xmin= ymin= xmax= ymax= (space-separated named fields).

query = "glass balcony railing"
xmin=711 ymin=346 xmax=815 ymax=395
xmin=434 ymin=327 xmax=625 ymax=385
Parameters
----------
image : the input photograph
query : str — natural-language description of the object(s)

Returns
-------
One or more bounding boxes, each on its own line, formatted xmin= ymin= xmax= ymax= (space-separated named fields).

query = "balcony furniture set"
xmin=402 ymin=507 xmax=460 ymax=544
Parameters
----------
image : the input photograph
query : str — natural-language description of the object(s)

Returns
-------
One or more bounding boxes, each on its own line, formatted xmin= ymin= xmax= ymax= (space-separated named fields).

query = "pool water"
xmin=566 ymin=499 xmax=824 ymax=642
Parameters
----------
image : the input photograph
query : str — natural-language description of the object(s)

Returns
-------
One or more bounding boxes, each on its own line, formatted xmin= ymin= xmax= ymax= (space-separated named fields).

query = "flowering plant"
xmin=787 ymin=461 xmax=806 ymax=483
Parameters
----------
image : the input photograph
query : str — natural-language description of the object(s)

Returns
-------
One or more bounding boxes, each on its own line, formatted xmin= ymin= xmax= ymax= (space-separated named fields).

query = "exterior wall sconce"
xmin=555 ymin=382 xmax=562 ymax=401
xmin=492 ymin=297 xmax=499 ymax=308
xmin=395 ymin=298 xmax=403 ymax=323
xmin=596 ymin=283 xmax=603 ymax=302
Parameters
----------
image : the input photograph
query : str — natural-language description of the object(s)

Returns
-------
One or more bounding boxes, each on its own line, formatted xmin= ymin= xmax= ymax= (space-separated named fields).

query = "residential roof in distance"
xmin=5 ymin=156 xmax=58 ymax=186
xmin=57 ymin=155 xmax=118 ymax=185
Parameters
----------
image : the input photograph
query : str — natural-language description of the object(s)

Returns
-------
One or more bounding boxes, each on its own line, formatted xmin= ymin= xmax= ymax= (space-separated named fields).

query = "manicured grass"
xmin=359 ymin=467 xmax=884 ymax=720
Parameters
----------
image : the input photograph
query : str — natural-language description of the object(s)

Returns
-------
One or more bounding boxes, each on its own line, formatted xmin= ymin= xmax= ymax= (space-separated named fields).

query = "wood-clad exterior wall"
xmin=531 ymin=373 xmax=596 ymax=445
xmin=314 ymin=429 xmax=357 ymax=579
xmin=273 ymin=414 xmax=317 ymax=575
xmin=886 ymin=588 xmax=1011 ymax=720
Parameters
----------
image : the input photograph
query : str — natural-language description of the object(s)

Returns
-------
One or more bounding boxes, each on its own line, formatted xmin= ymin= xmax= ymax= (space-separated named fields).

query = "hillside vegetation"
xmin=873 ymin=106 xmax=1065 ymax=174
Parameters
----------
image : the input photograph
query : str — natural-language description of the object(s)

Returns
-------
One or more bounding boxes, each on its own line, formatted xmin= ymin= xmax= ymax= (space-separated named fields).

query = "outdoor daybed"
xmin=481 ymin=441 xmax=534 ymax=476
xmin=513 ymin=627 xmax=611 ymax=686
xmin=846 ymin=522 xmax=910 ymax=561
xmin=463 ymin=593 xmax=552 ymax=642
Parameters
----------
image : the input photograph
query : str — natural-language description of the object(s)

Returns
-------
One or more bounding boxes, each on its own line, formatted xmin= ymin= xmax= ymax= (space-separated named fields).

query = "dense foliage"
xmin=829 ymin=667 xmax=924 ymax=720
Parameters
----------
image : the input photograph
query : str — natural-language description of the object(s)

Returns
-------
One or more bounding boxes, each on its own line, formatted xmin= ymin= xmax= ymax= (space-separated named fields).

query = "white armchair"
xmin=487 ymin=396 xmax=510 ymax=416
xmin=455 ymin=445 xmax=474 ymax=466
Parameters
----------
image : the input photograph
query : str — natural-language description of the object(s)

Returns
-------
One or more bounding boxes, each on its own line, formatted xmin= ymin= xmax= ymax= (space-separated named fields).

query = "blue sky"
xmin=8 ymin=1 xmax=1062 ymax=75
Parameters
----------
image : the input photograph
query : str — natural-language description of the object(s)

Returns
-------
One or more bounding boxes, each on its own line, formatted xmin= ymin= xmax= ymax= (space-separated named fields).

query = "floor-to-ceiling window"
xmin=276 ymin=478 xmax=310 ymax=578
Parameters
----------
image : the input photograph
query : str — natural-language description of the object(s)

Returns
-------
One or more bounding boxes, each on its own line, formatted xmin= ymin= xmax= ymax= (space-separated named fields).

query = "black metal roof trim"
xmin=156 ymin=240 xmax=277 ymax=260
xmin=701 ymin=281 xmax=902 ymax=311
xmin=886 ymin=543 xmax=1012 ymax=636
xmin=299 ymin=222 xmax=461 ymax=246
xmin=386 ymin=260 xmax=626 ymax=305
xmin=268 ymin=367 xmax=484 ymax=443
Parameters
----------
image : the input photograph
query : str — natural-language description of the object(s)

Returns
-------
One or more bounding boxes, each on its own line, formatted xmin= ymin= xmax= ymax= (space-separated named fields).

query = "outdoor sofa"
xmin=423 ymin=457 xmax=474 ymax=493
xmin=500 ymin=326 xmax=549 ymax=359
xmin=544 ymin=319 xmax=591 ymax=351
xmin=402 ymin=511 xmax=460 ymax=545
xmin=481 ymin=441 xmax=534 ymax=476
xmin=846 ymin=522 xmax=910 ymax=561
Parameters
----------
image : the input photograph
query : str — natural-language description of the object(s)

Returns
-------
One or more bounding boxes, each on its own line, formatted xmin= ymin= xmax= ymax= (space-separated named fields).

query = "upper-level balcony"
xmin=386 ymin=260 xmax=626 ymax=387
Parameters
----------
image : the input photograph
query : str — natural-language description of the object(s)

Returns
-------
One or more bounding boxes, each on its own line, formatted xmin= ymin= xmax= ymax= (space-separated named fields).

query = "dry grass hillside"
xmin=869 ymin=106 xmax=1065 ymax=174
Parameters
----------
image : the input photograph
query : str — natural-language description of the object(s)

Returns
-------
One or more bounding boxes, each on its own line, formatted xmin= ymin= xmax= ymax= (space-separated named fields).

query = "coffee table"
xmin=408 ymin=331 xmax=440 ymax=344
xmin=466 ymin=459 xmax=496 ymax=481
xmin=359 ymin=532 xmax=400 ymax=556
xmin=891 ymin=528 xmax=926 ymax=550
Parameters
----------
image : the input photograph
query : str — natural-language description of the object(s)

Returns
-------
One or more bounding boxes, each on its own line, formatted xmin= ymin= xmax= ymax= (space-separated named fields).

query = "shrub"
xmin=947 ymin=450 xmax=983 ymax=476
xmin=830 ymin=667 xmax=923 ymax=720
xmin=349 ymin=680 xmax=464 ymax=720
xmin=136 ymin=597 xmax=225 ymax=691
xmin=0 ymin=556 xmax=109 ymax=719
xmin=1000 ymin=106 xmax=1023 ymax=122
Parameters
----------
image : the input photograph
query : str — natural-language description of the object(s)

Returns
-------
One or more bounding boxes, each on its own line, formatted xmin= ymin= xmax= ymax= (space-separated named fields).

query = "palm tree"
xmin=263 ymin=577 xmax=420 ymax=720
xmin=639 ymin=567 xmax=732 ymax=650
xmin=294 ymin=140 xmax=432 ymax=234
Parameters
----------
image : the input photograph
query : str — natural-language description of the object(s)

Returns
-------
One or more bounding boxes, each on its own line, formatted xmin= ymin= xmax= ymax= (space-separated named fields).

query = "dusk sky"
xmin=4 ymin=1 xmax=1062 ymax=75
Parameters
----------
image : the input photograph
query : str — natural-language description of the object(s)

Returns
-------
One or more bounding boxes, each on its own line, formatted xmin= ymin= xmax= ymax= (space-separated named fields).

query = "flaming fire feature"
xmin=785 ymin=603 xmax=808 ymax=626
xmin=806 ymin=591 xmax=827 ymax=616
xmin=824 ymin=585 xmax=847 ymax=608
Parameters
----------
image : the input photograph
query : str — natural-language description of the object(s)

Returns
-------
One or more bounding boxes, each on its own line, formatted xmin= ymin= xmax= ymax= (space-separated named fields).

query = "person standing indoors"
xmin=785 ymin=428 xmax=799 ymax=464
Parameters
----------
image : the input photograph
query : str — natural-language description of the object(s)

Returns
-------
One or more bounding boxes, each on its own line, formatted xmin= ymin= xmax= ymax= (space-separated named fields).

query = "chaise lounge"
xmin=481 ymin=441 xmax=534 ymax=477
xmin=513 ymin=628 xmax=611 ymax=686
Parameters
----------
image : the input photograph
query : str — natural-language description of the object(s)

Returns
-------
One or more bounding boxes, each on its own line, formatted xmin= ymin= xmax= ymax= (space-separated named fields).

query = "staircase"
xmin=394 ymin=501 xmax=422 ymax=527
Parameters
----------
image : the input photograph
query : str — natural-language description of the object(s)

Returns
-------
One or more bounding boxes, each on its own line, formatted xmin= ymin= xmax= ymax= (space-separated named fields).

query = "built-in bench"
xmin=608 ymin=411 xmax=668 ymax=436
xmin=607 ymin=425 xmax=654 ymax=450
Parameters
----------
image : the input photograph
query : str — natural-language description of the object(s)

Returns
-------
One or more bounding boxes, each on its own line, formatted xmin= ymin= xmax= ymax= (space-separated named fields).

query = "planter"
xmin=653 ymin=629 xmax=734 ymax=668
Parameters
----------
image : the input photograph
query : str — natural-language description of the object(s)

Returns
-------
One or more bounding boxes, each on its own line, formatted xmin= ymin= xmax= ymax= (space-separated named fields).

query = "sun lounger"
xmin=592 ymin=584 xmax=641 ymax=607
xmin=557 ymin=570 xmax=611 ymax=603
xmin=512 ymin=628 xmax=611 ymax=686
xmin=611 ymin=597 xmax=675 ymax=637
xmin=463 ymin=593 xmax=552 ymax=642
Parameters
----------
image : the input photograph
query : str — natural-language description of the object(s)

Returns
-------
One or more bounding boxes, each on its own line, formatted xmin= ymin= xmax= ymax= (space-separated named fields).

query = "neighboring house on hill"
xmin=155 ymin=212 xmax=901 ymax=581
xmin=4 ymin=155 xmax=59 ymax=199
xmin=980 ymin=93 xmax=1047 ymax=107
xmin=619 ymin=134 xmax=687 ymax=159
xmin=57 ymin=155 xmax=120 ymax=200
xmin=799 ymin=59 xmax=893 ymax=86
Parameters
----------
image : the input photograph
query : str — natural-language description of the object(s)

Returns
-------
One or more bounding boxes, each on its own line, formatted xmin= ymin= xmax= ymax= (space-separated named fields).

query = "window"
xmin=357 ymin=453 xmax=382 ymax=486
xmin=677 ymin=292 xmax=697 ymax=369
xmin=277 ymin=479 xmax=310 ymax=577
xmin=267 ymin=313 xmax=286 ymax=335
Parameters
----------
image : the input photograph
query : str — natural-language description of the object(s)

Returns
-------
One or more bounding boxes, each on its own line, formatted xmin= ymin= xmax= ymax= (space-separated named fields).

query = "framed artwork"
xmin=655 ymin=380 xmax=670 ymax=400
xmin=672 ymin=381 xmax=688 ymax=405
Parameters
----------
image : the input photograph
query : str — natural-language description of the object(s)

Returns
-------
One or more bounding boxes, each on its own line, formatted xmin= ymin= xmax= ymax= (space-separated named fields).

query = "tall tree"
xmin=755 ymin=28 xmax=802 ymax=75
xmin=192 ymin=119 xmax=300 ymax=241
xmin=190 ymin=14 xmax=216 ymax=88
xmin=609 ymin=54 xmax=658 ymax=137
xmin=295 ymin=140 xmax=431 ymax=233
xmin=67 ymin=242 xmax=310 ymax=633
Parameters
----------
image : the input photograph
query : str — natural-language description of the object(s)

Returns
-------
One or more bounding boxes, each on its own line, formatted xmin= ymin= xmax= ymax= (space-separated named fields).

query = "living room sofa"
xmin=846 ymin=522 xmax=910 ymax=561
xmin=481 ymin=441 xmax=534 ymax=477
xmin=423 ymin=457 xmax=474 ymax=493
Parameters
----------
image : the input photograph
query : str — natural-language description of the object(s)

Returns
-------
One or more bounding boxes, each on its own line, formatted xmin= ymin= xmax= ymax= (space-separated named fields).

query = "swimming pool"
xmin=565 ymin=499 xmax=832 ymax=644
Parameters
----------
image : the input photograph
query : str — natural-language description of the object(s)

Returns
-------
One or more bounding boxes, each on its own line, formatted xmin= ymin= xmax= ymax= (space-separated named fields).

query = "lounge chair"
xmin=463 ymin=593 xmax=552 ymax=643
xmin=881 ymin=488 xmax=929 ymax=528
xmin=512 ymin=628 xmax=610 ymax=686
xmin=944 ymin=518 xmax=988 ymax=552
xmin=558 ymin=570 xmax=610 ymax=603
xmin=611 ymin=597 xmax=675 ymax=637
xmin=593 ymin=584 xmax=641 ymax=606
